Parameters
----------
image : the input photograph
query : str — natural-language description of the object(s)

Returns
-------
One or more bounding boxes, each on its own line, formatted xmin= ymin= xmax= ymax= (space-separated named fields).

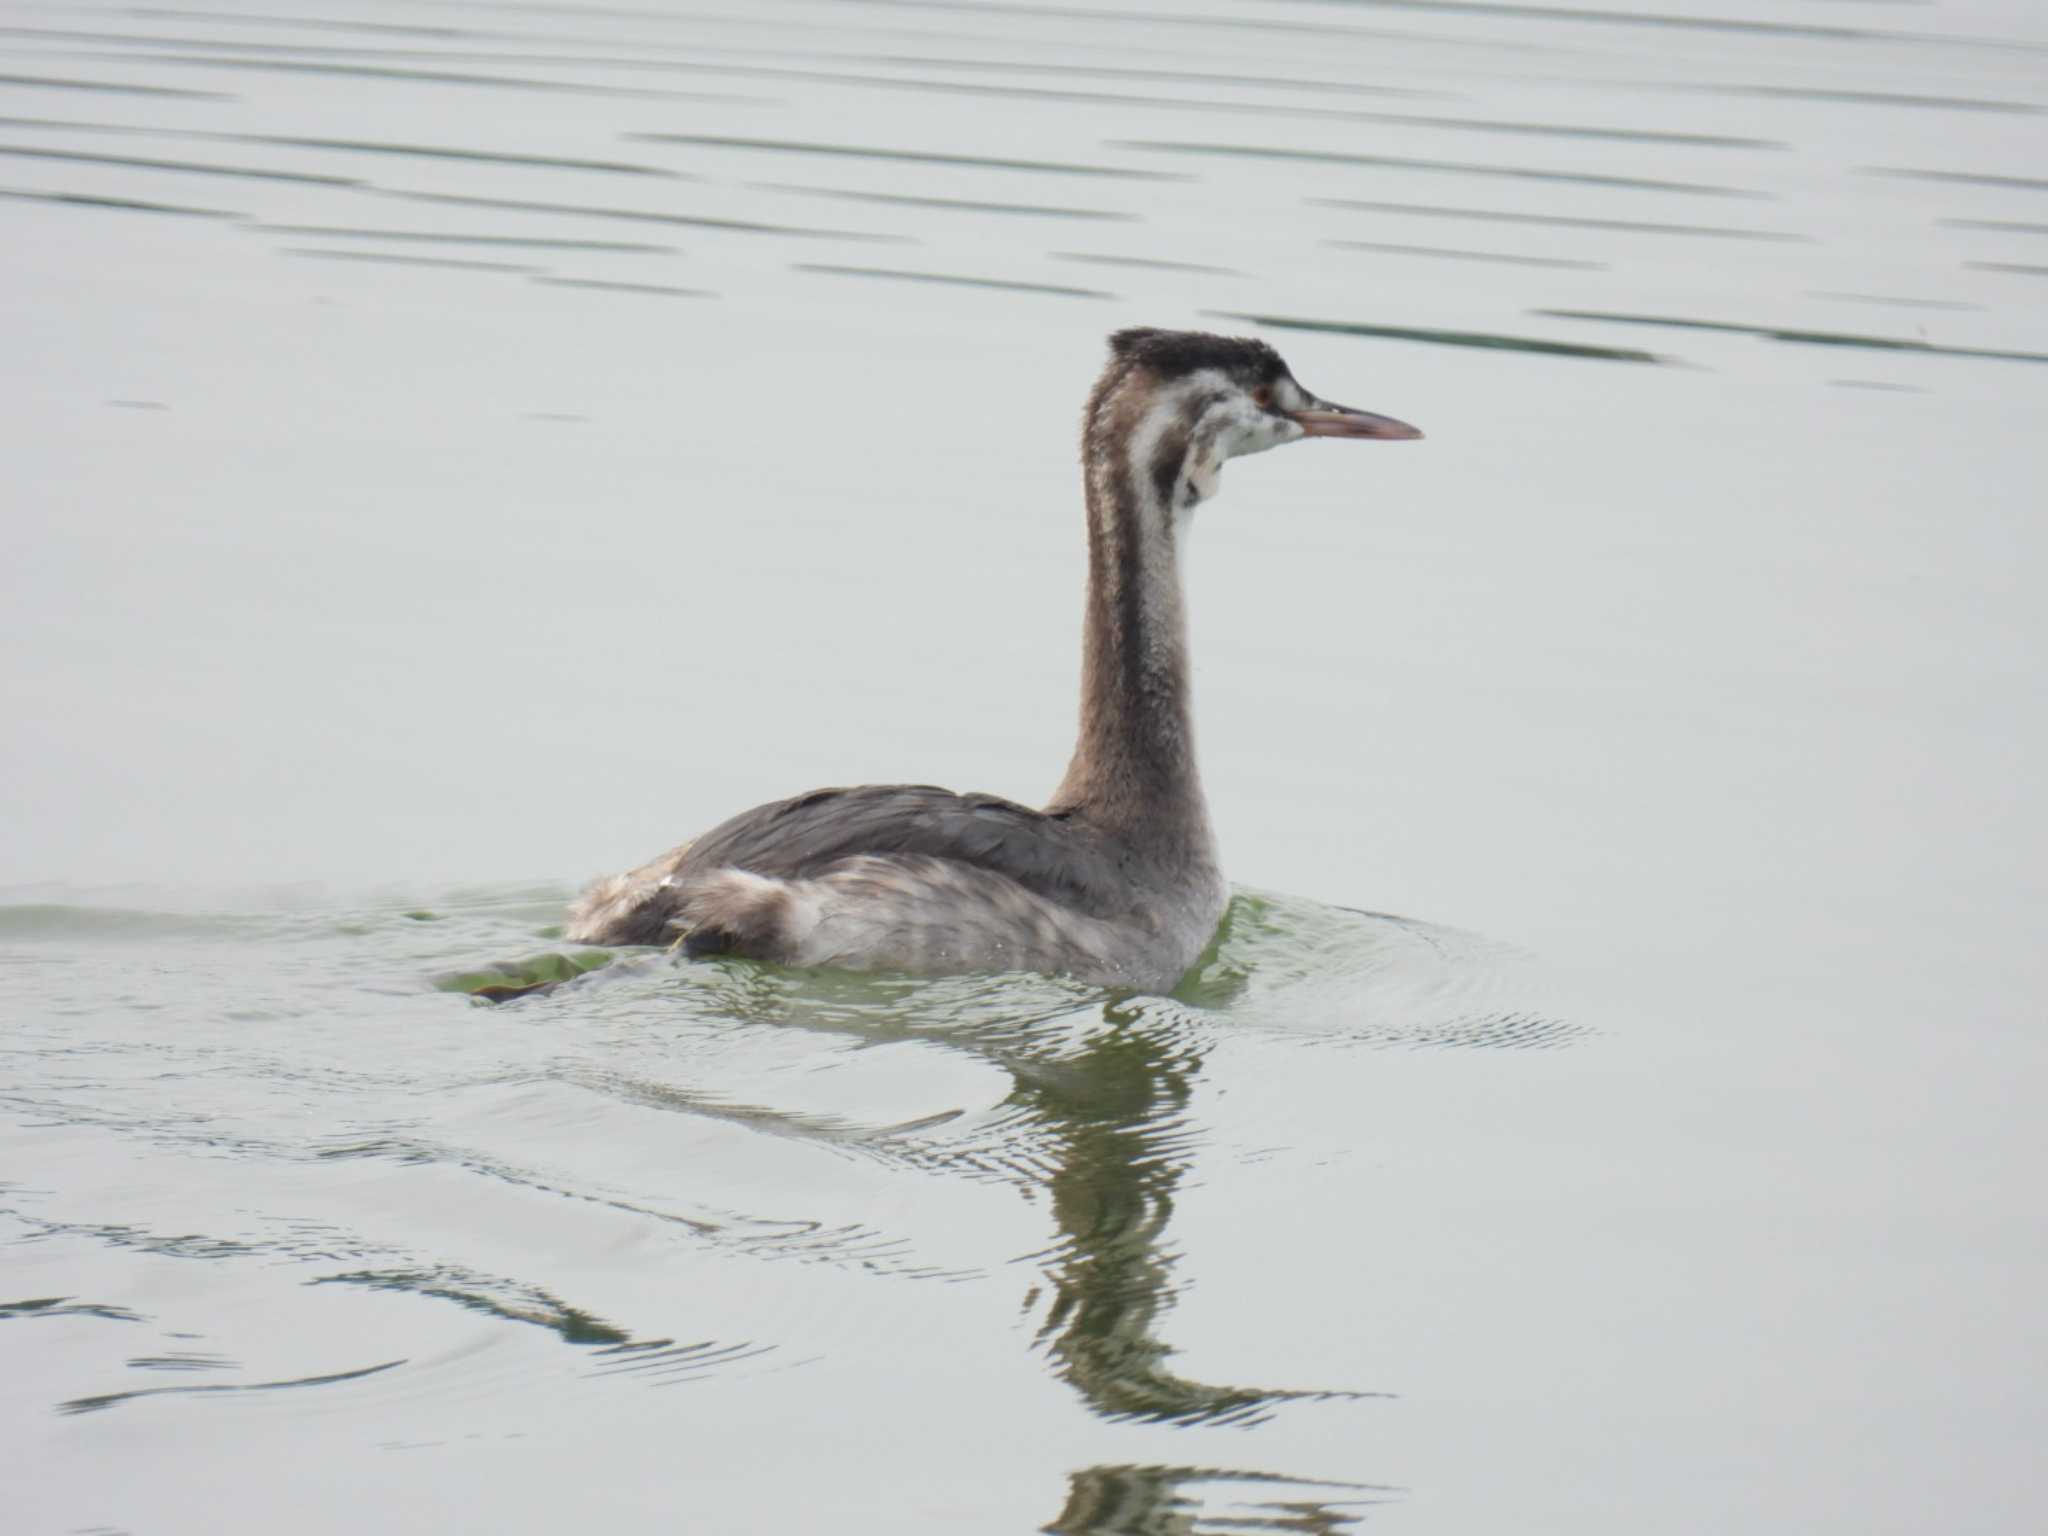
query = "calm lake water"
xmin=4 ymin=1 xmax=2044 ymax=1531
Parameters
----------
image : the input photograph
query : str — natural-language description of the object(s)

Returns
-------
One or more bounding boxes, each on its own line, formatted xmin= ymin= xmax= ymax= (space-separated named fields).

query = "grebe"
xmin=567 ymin=327 xmax=1421 ymax=992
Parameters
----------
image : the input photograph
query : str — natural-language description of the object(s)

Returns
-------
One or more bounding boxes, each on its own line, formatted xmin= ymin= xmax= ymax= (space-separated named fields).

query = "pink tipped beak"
xmin=1290 ymin=403 xmax=1424 ymax=441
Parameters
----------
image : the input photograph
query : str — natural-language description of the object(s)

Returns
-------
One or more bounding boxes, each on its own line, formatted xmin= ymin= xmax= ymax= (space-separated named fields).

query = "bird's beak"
xmin=1290 ymin=401 xmax=1424 ymax=441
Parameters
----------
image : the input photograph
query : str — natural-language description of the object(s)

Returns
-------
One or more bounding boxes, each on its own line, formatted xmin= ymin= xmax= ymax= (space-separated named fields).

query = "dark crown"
xmin=1108 ymin=327 xmax=1287 ymax=382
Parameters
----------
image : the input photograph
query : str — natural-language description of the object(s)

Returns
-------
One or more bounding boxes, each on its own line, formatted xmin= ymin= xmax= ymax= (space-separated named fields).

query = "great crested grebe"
xmin=567 ymin=327 xmax=1421 ymax=992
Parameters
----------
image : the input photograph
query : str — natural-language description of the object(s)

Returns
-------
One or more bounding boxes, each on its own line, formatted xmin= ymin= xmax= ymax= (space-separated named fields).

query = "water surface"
xmin=4 ymin=1 xmax=2043 ymax=1532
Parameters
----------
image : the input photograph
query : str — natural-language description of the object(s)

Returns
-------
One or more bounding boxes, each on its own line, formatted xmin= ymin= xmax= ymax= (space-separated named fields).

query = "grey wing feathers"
xmin=675 ymin=785 xmax=1132 ymax=917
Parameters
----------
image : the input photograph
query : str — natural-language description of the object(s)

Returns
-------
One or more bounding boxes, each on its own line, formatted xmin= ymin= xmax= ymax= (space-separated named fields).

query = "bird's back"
xmin=563 ymin=783 xmax=1222 ymax=990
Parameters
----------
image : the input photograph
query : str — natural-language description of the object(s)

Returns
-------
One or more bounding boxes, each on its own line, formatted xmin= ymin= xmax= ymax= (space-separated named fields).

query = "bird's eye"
xmin=1251 ymin=385 xmax=1274 ymax=409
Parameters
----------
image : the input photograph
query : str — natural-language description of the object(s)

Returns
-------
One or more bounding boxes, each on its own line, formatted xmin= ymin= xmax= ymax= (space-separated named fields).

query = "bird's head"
xmin=1088 ymin=327 xmax=1421 ymax=516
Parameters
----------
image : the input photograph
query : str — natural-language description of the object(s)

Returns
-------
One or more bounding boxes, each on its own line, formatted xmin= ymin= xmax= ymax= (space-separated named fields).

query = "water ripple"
xmin=750 ymin=181 xmax=1137 ymax=220
xmin=631 ymin=131 xmax=1183 ymax=180
xmin=584 ymin=1336 xmax=776 ymax=1385
xmin=793 ymin=262 xmax=1113 ymax=298
xmin=0 ymin=69 xmax=228 ymax=98
xmin=1537 ymin=306 xmax=2048 ymax=365
xmin=381 ymin=187 xmax=910 ymax=242
xmin=1308 ymin=195 xmax=1806 ymax=241
xmin=58 ymin=1357 xmax=405 ymax=1416
xmin=0 ymin=141 xmax=357 ymax=185
xmin=0 ymin=186 xmax=239 ymax=217
xmin=1215 ymin=310 xmax=1666 ymax=363
xmin=1 ymin=1296 xmax=144 ymax=1324
xmin=1117 ymin=138 xmax=1767 ymax=196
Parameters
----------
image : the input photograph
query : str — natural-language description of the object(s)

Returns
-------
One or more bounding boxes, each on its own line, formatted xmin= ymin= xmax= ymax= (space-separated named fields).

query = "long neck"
xmin=1049 ymin=382 xmax=1214 ymax=864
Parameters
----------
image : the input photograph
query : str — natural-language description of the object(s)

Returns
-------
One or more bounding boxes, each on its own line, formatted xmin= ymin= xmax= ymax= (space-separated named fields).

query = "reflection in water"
xmin=641 ymin=910 xmax=1421 ymax=1518
xmin=1013 ymin=1001 xmax=1367 ymax=1427
xmin=315 ymin=1265 xmax=635 ymax=1346
xmin=585 ymin=1336 xmax=777 ymax=1386
xmin=1045 ymin=1462 xmax=1393 ymax=1536
xmin=1 ymin=1297 xmax=143 ymax=1323
xmin=126 ymin=1351 xmax=234 ymax=1373
xmin=5 ymin=0 xmax=2041 ymax=1523
xmin=439 ymin=889 xmax=1556 ymax=1526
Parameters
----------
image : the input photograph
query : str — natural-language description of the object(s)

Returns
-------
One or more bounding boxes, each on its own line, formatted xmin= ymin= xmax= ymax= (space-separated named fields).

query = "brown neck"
xmin=1048 ymin=381 xmax=1213 ymax=864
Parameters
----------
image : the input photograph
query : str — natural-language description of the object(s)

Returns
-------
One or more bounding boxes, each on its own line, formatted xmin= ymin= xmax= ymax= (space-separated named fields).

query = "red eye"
xmin=1251 ymin=385 xmax=1273 ymax=409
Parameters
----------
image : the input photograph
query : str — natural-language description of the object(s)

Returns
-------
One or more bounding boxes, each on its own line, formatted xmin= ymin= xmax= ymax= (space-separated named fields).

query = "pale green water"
xmin=4 ymin=1 xmax=2045 ymax=1531
xmin=5 ymin=884 xmax=1561 ymax=1531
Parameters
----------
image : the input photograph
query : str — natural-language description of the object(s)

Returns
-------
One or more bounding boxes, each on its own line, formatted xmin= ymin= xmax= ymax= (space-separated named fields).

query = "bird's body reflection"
xmin=1045 ymin=1463 xmax=1394 ymax=1536
xmin=610 ymin=910 xmax=1390 ymax=1531
xmin=451 ymin=892 xmax=1557 ymax=1531
xmin=1011 ymin=1009 xmax=1352 ymax=1428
